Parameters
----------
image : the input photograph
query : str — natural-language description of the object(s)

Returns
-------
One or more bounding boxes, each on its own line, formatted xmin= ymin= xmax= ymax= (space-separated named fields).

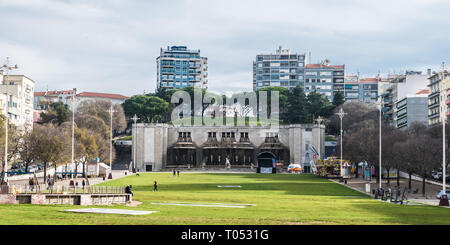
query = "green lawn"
xmin=1 ymin=173 xmax=449 ymax=225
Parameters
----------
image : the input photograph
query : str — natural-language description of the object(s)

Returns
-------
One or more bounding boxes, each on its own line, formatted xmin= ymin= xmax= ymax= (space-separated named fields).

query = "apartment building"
xmin=156 ymin=46 xmax=208 ymax=90
xmin=394 ymin=89 xmax=429 ymax=129
xmin=380 ymin=72 xmax=429 ymax=124
xmin=304 ymin=63 xmax=345 ymax=101
xmin=34 ymin=90 xmax=75 ymax=110
xmin=428 ymin=71 xmax=450 ymax=126
xmin=253 ymin=47 xmax=344 ymax=102
xmin=0 ymin=72 xmax=35 ymax=128
xmin=344 ymin=77 xmax=379 ymax=104
xmin=35 ymin=90 xmax=129 ymax=110
xmin=253 ymin=46 xmax=306 ymax=91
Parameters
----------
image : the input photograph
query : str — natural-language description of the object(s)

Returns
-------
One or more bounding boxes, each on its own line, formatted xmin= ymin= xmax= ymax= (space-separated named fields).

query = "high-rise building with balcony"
xmin=344 ymin=77 xmax=379 ymax=104
xmin=428 ymin=70 xmax=450 ymax=126
xmin=156 ymin=46 xmax=208 ymax=90
xmin=253 ymin=46 xmax=306 ymax=91
xmin=379 ymin=72 xmax=429 ymax=125
xmin=304 ymin=63 xmax=345 ymax=101
xmin=253 ymin=47 xmax=344 ymax=102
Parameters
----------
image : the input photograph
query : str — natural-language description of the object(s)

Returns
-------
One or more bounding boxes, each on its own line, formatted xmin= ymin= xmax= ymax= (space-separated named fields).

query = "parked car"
xmin=27 ymin=166 xmax=37 ymax=173
xmin=287 ymin=164 xmax=302 ymax=173
xmin=432 ymin=171 xmax=441 ymax=180
xmin=436 ymin=190 xmax=450 ymax=199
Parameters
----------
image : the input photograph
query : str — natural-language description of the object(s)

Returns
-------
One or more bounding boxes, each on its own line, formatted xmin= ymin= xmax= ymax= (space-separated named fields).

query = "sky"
xmin=0 ymin=0 xmax=449 ymax=97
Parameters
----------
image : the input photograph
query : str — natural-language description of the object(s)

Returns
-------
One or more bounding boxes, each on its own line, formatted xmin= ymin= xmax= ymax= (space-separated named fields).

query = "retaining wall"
xmin=0 ymin=194 xmax=131 ymax=206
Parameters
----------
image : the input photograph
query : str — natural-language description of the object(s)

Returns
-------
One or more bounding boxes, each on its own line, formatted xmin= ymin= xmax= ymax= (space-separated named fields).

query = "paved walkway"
xmin=333 ymin=176 xmax=448 ymax=207
xmin=9 ymin=170 xmax=131 ymax=187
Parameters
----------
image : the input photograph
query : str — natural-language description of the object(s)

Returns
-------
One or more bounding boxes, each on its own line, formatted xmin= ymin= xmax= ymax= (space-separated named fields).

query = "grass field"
xmin=1 ymin=173 xmax=449 ymax=225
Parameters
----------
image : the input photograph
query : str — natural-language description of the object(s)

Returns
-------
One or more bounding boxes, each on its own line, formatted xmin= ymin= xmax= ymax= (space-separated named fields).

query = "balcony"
xmin=428 ymin=102 xmax=439 ymax=109
xmin=429 ymin=112 xmax=440 ymax=119
xmin=428 ymin=91 xmax=440 ymax=98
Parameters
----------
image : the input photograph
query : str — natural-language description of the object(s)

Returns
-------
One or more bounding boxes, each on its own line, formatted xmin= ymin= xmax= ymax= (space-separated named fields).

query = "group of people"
xmin=173 ymin=170 xmax=181 ymax=177
xmin=69 ymin=179 xmax=87 ymax=189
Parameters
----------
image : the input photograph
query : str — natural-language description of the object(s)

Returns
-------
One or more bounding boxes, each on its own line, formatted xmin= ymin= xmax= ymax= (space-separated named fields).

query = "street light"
xmin=108 ymin=105 xmax=116 ymax=170
xmin=131 ymin=114 xmax=139 ymax=173
xmin=315 ymin=116 xmax=324 ymax=161
xmin=2 ymin=92 xmax=8 ymax=184
xmin=1 ymin=57 xmax=18 ymax=184
xmin=71 ymin=88 xmax=77 ymax=178
xmin=378 ymin=96 xmax=382 ymax=189
xmin=440 ymin=68 xmax=448 ymax=206
xmin=336 ymin=108 xmax=347 ymax=177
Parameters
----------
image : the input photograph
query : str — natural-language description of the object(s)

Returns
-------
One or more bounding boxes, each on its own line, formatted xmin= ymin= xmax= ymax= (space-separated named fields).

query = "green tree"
xmin=122 ymin=95 xmax=169 ymax=123
xmin=307 ymin=90 xmax=334 ymax=121
xmin=333 ymin=91 xmax=345 ymax=107
xmin=38 ymin=102 xmax=71 ymax=126
xmin=286 ymin=85 xmax=310 ymax=124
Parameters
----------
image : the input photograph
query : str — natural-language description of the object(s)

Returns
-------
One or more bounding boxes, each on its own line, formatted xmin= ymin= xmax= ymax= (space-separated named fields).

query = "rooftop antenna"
xmin=308 ymin=52 xmax=311 ymax=65
xmin=442 ymin=61 xmax=446 ymax=71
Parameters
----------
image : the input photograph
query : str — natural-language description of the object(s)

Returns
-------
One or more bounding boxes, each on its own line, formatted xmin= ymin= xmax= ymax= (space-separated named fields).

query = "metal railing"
xmin=0 ymin=184 xmax=126 ymax=195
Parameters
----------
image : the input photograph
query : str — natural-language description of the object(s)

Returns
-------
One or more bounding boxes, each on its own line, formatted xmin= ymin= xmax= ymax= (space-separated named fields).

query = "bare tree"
xmin=0 ymin=117 xmax=21 ymax=185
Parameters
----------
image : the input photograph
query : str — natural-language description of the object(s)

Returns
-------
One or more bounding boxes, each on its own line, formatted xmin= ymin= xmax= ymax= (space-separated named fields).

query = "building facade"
xmin=156 ymin=46 xmax=208 ymax=90
xmin=394 ymin=89 xmax=429 ymax=129
xmin=380 ymin=72 xmax=429 ymax=124
xmin=428 ymin=71 xmax=450 ymax=126
xmin=34 ymin=90 xmax=129 ymax=110
xmin=133 ymin=124 xmax=324 ymax=172
xmin=304 ymin=63 xmax=345 ymax=101
xmin=34 ymin=90 xmax=75 ymax=110
xmin=253 ymin=47 xmax=306 ymax=91
xmin=253 ymin=47 xmax=344 ymax=102
xmin=344 ymin=77 xmax=379 ymax=104
xmin=0 ymin=73 xmax=35 ymax=128
xmin=75 ymin=92 xmax=129 ymax=108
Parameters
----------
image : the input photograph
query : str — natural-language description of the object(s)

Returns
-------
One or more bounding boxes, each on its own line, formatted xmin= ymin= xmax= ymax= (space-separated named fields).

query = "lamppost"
xmin=2 ymin=92 xmax=8 ymax=184
xmin=108 ymin=105 xmax=116 ymax=178
xmin=131 ymin=114 xmax=139 ymax=173
xmin=378 ymin=96 xmax=382 ymax=189
xmin=71 ymin=88 xmax=77 ymax=177
xmin=1 ymin=57 xmax=18 ymax=184
xmin=336 ymin=108 xmax=347 ymax=177
xmin=315 ymin=116 xmax=324 ymax=161
xmin=440 ymin=68 xmax=449 ymax=206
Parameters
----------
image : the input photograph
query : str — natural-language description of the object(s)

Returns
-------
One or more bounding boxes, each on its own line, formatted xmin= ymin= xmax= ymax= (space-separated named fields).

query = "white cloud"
xmin=0 ymin=0 xmax=448 ymax=96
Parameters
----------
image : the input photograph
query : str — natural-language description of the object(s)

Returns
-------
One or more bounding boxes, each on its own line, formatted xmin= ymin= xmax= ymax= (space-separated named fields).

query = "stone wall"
xmin=0 ymin=194 xmax=18 ymax=204
xmin=0 ymin=194 xmax=131 ymax=206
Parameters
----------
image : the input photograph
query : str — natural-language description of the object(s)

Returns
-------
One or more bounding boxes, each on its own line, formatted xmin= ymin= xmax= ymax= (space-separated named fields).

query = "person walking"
xmin=173 ymin=170 xmax=176 ymax=177
xmin=29 ymin=177 xmax=34 ymax=191
xmin=82 ymin=179 xmax=86 ymax=189
xmin=177 ymin=170 xmax=180 ymax=177
xmin=153 ymin=181 xmax=158 ymax=192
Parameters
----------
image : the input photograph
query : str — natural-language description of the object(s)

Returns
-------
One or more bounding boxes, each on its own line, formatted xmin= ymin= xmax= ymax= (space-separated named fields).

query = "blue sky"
xmin=0 ymin=0 xmax=449 ymax=96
